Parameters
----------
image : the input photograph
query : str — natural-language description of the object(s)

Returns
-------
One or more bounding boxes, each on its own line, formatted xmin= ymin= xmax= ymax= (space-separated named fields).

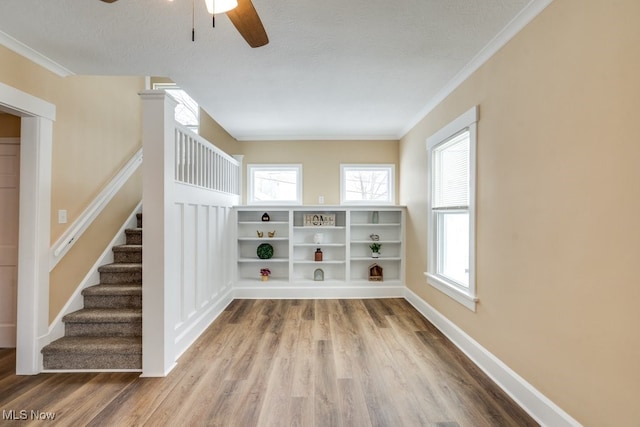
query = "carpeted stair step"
xmin=125 ymin=228 xmax=142 ymax=245
xmin=63 ymin=308 xmax=142 ymax=337
xmin=98 ymin=263 xmax=142 ymax=284
xmin=82 ymin=283 xmax=142 ymax=309
xmin=42 ymin=336 xmax=142 ymax=370
xmin=113 ymin=244 xmax=142 ymax=263
xmin=136 ymin=212 xmax=143 ymax=228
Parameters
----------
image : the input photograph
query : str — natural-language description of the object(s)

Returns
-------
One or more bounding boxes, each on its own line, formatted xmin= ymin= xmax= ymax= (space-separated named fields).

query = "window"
xmin=247 ymin=164 xmax=302 ymax=205
xmin=426 ymin=106 xmax=478 ymax=311
xmin=340 ymin=164 xmax=395 ymax=205
xmin=153 ymin=83 xmax=199 ymax=134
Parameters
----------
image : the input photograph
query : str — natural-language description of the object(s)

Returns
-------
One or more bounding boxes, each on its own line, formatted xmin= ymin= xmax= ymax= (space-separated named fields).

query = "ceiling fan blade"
xmin=226 ymin=0 xmax=269 ymax=48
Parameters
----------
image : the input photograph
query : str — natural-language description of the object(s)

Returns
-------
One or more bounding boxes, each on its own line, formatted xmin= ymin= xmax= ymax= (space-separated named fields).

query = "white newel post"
xmin=139 ymin=90 xmax=179 ymax=376
xmin=233 ymin=154 xmax=244 ymax=203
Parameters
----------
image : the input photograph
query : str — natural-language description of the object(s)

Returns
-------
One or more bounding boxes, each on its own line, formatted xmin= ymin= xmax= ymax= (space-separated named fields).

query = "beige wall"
xmin=0 ymin=45 xmax=145 ymax=321
xmin=399 ymin=0 xmax=640 ymax=425
xmin=199 ymin=109 xmax=241 ymax=157
xmin=0 ymin=113 xmax=20 ymax=137
xmin=240 ymin=140 xmax=398 ymax=205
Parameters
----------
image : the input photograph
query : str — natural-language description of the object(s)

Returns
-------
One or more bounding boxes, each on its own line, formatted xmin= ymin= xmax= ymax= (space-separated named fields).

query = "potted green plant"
xmin=369 ymin=242 xmax=381 ymax=258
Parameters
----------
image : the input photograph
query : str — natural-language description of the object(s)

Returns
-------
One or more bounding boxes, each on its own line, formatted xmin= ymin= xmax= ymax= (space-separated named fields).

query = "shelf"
xmin=236 ymin=278 xmax=290 ymax=285
xmin=238 ymin=237 xmax=289 ymax=241
xmin=293 ymin=226 xmax=346 ymax=230
xmin=293 ymin=260 xmax=346 ymax=265
xmin=351 ymin=223 xmax=401 ymax=227
xmin=236 ymin=206 xmax=404 ymax=291
xmin=351 ymin=240 xmax=401 ymax=244
xmin=293 ymin=243 xmax=345 ymax=247
xmin=239 ymin=221 xmax=289 ymax=225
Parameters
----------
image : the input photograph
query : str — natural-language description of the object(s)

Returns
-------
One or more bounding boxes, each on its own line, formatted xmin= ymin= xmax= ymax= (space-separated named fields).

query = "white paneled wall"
xmin=172 ymin=202 xmax=234 ymax=359
xmin=141 ymin=90 xmax=240 ymax=377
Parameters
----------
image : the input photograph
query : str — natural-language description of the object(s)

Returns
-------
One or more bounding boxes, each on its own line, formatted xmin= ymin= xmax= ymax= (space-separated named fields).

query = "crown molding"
xmin=398 ymin=0 xmax=555 ymax=139
xmin=236 ymin=134 xmax=400 ymax=142
xmin=0 ymin=30 xmax=74 ymax=77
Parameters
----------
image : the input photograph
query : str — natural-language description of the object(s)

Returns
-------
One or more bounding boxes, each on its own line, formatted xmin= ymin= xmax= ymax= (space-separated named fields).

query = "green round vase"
xmin=257 ymin=243 xmax=274 ymax=259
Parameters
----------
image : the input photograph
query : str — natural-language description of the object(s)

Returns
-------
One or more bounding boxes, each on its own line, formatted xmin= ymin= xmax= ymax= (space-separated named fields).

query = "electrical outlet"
xmin=318 ymin=195 xmax=325 ymax=204
xmin=58 ymin=210 xmax=67 ymax=224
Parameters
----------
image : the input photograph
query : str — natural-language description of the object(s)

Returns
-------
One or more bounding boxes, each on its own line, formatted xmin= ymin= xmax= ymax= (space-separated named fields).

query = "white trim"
xmin=426 ymin=106 xmax=478 ymax=149
xmin=340 ymin=163 xmax=395 ymax=205
xmin=16 ymin=116 xmax=54 ymax=374
xmin=398 ymin=0 xmax=555 ymax=138
xmin=404 ymin=288 xmax=581 ymax=427
xmin=423 ymin=272 xmax=478 ymax=312
xmin=44 ymin=203 xmax=142 ymax=347
xmin=426 ymin=106 xmax=478 ymax=311
xmin=172 ymin=287 xmax=235 ymax=362
xmin=0 ymin=83 xmax=56 ymax=374
xmin=0 ymin=30 xmax=74 ymax=77
xmin=247 ymin=164 xmax=303 ymax=205
xmin=49 ymin=148 xmax=143 ymax=270
xmin=235 ymin=134 xmax=399 ymax=142
xmin=234 ymin=284 xmax=405 ymax=299
xmin=0 ymin=82 xmax=56 ymax=121
xmin=42 ymin=369 xmax=142 ymax=373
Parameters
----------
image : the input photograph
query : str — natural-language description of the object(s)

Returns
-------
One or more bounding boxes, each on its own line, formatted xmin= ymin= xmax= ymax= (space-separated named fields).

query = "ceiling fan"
xmin=99 ymin=0 xmax=269 ymax=48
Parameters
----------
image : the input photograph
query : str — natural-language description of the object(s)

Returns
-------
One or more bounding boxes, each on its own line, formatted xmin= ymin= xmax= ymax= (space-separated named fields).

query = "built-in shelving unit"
xmin=233 ymin=206 xmax=405 ymax=298
xmin=236 ymin=209 xmax=291 ymax=283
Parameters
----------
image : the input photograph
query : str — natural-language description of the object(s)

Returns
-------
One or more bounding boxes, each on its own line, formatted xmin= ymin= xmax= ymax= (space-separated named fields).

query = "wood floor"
xmin=0 ymin=299 xmax=538 ymax=426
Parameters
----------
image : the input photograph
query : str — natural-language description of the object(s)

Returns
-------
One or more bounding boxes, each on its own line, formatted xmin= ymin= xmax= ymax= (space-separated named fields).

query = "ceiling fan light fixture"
xmin=205 ymin=0 xmax=238 ymax=14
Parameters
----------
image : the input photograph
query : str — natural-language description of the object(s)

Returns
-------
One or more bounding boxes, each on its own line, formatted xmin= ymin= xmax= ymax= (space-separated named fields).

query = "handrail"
xmin=49 ymin=148 xmax=143 ymax=271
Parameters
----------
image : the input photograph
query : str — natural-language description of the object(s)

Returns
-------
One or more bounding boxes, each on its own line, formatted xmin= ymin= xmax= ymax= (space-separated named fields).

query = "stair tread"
xmin=82 ymin=284 xmax=142 ymax=296
xmin=113 ymin=244 xmax=142 ymax=251
xmin=42 ymin=336 xmax=141 ymax=354
xmin=98 ymin=263 xmax=142 ymax=272
xmin=63 ymin=308 xmax=142 ymax=323
xmin=126 ymin=228 xmax=142 ymax=232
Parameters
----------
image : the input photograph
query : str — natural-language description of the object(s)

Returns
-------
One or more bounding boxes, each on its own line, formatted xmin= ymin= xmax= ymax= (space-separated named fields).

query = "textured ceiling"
xmin=0 ymin=0 xmax=533 ymax=140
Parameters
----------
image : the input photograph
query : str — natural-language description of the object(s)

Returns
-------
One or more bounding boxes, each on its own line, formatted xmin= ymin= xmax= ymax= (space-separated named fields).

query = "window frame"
xmin=340 ymin=164 xmax=395 ymax=205
xmin=425 ymin=106 xmax=478 ymax=311
xmin=247 ymin=164 xmax=303 ymax=205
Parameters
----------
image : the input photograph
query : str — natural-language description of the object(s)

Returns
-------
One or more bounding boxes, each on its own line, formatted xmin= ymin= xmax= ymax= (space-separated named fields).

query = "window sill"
xmin=424 ymin=272 xmax=478 ymax=312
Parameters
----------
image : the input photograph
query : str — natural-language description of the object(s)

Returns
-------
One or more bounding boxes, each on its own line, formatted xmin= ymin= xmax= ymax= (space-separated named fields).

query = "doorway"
xmin=0 ymin=119 xmax=20 ymax=347
xmin=0 ymin=81 xmax=55 ymax=374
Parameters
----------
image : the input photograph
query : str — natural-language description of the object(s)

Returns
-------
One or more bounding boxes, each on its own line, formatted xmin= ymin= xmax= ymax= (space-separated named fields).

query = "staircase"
xmin=42 ymin=213 xmax=143 ymax=370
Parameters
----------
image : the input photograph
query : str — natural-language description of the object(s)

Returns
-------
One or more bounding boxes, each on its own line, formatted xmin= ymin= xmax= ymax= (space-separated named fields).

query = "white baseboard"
xmin=233 ymin=284 xmax=406 ymax=299
xmin=173 ymin=286 xmax=235 ymax=362
xmin=404 ymin=288 xmax=581 ymax=427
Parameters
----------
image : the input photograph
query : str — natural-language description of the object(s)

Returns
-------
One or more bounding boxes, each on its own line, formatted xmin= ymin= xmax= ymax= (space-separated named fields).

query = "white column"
xmin=139 ymin=90 xmax=179 ymax=377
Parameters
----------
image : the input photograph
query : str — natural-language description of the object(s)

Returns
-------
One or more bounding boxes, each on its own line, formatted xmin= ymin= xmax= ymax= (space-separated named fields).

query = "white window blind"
xmin=433 ymin=131 xmax=469 ymax=209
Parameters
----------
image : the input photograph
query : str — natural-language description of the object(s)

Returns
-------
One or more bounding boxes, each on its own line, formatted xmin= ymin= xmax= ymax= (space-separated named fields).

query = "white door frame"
xmin=0 ymin=81 xmax=55 ymax=374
